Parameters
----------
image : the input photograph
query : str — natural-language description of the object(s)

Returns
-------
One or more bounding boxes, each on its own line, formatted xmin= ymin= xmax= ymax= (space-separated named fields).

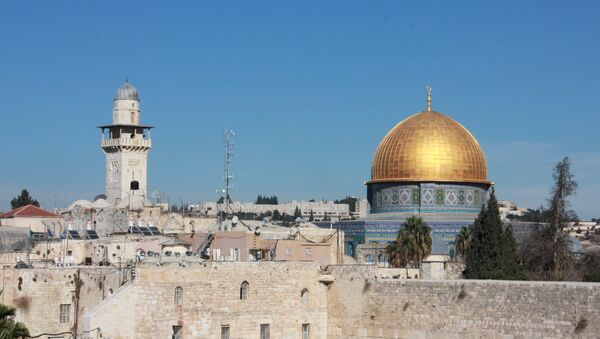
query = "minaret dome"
xmin=115 ymin=80 xmax=139 ymax=101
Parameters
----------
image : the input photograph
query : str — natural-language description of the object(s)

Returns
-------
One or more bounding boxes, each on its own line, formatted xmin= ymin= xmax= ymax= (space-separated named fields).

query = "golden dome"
xmin=369 ymin=109 xmax=490 ymax=184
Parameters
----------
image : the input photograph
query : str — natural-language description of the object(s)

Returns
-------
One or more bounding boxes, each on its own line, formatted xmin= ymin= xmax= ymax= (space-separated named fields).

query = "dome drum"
xmin=367 ymin=181 xmax=489 ymax=215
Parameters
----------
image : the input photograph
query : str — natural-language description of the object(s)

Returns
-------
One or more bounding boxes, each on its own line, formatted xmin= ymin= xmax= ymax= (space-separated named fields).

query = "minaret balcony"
xmin=101 ymin=137 xmax=152 ymax=148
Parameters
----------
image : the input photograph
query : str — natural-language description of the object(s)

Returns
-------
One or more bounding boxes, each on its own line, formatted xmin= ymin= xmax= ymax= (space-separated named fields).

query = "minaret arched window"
xmin=131 ymin=112 xmax=135 ymax=123
xmin=174 ymin=286 xmax=183 ymax=305
xmin=300 ymin=288 xmax=309 ymax=304
xmin=240 ymin=281 xmax=249 ymax=300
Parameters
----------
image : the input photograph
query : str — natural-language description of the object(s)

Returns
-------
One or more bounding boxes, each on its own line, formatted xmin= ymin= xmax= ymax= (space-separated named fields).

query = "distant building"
xmin=0 ymin=204 xmax=62 ymax=235
xmin=194 ymin=200 xmax=352 ymax=221
xmin=498 ymin=200 xmax=529 ymax=221
xmin=208 ymin=222 xmax=343 ymax=265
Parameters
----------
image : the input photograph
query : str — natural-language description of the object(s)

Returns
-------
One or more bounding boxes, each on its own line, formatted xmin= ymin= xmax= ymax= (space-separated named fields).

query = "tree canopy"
xmin=386 ymin=216 xmax=432 ymax=269
xmin=0 ymin=302 xmax=30 ymax=338
xmin=255 ymin=195 xmax=278 ymax=205
xmin=464 ymin=189 xmax=524 ymax=280
xmin=10 ymin=189 xmax=39 ymax=210
xmin=521 ymin=157 xmax=578 ymax=280
xmin=334 ymin=196 xmax=358 ymax=213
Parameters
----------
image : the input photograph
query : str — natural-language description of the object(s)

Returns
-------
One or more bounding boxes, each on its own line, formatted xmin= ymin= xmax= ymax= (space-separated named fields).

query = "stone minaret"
xmin=99 ymin=80 xmax=153 ymax=206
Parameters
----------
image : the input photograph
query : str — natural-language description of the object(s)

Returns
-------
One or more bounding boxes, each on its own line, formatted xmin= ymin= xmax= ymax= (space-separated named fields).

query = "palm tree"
xmin=405 ymin=216 xmax=432 ymax=268
xmin=0 ymin=303 xmax=30 ymax=339
xmin=386 ymin=217 xmax=432 ymax=270
xmin=455 ymin=224 xmax=474 ymax=260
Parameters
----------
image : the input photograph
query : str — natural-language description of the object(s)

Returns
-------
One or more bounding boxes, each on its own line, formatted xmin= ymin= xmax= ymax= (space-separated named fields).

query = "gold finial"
xmin=426 ymin=86 xmax=432 ymax=111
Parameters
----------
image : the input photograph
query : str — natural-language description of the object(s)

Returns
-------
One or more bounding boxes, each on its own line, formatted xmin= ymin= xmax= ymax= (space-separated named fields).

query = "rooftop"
xmin=0 ymin=205 xmax=59 ymax=219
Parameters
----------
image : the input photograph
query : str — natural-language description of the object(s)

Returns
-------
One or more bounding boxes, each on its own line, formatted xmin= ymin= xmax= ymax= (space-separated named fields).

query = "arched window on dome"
xmin=300 ymin=288 xmax=309 ymax=304
xmin=174 ymin=286 xmax=183 ymax=305
xmin=240 ymin=281 xmax=249 ymax=300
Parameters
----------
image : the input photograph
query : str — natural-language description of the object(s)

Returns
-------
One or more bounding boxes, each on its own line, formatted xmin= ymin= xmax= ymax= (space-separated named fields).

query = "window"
xmin=240 ymin=281 xmax=249 ymax=300
xmin=305 ymin=247 xmax=313 ymax=255
xmin=59 ymin=304 xmax=70 ymax=323
xmin=172 ymin=325 xmax=182 ymax=339
xmin=260 ymin=324 xmax=270 ymax=339
xmin=301 ymin=288 xmax=309 ymax=304
xmin=174 ymin=286 xmax=183 ymax=305
xmin=302 ymin=323 xmax=310 ymax=339
xmin=221 ymin=325 xmax=230 ymax=339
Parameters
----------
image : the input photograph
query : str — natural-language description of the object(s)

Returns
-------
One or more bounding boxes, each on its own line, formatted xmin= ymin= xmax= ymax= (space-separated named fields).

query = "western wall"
xmin=78 ymin=262 xmax=600 ymax=338
xmin=327 ymin=265 xmax=600 ymax=338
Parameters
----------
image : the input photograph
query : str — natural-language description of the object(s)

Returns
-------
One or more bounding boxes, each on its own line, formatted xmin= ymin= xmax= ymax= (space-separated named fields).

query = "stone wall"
xmin=1 ymin=267 xmax=121 ymax=337
xmin=327 ymin=265 xmax=600 ymax=338
xmin=83 ymin=261 xmax=329 ymax=339
xmin=77 ymin=263 xmax=600 ymax=338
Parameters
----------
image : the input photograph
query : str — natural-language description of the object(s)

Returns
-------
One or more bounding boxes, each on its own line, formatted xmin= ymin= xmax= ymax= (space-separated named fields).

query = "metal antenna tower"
xmin=222 ymin=129 xmax=235 ymax=217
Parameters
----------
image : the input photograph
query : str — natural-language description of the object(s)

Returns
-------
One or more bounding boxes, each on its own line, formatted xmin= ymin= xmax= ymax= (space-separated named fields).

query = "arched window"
xmin=300 ymin=288 xmax=309 ymax=304
xmin=174 ymin=286 xmax=183 ymax=305
xmin=240 ymin=281 xmax=249 ymax=300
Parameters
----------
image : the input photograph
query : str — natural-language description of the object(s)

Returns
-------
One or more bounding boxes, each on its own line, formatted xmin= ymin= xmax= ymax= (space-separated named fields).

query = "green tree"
xmin=293 ymin=207 xmax=301 ymax=219
xmin=0 ymin=302 xmax=30 ymax=338
xmin=10 ymin=189 xmax=39 ymax=209
xmin=547 ymin=157 xmax=578 ymax=279
xmin=386 ymin=236 xmax=411 ymax=271
xmin=500 ymin=224 xmax=525 ymax=280
xmin=385 ymin=216 xmax=432 ymax=269
xmin=455 ymin=224 xmax=474 ymax=260
xmin=464 ymin=189 xmax=524 ymax=280
xmin=334 ymin=196 xmax=358 ymax=213
xmin=255 ymin=195 xmax=278 ymax=204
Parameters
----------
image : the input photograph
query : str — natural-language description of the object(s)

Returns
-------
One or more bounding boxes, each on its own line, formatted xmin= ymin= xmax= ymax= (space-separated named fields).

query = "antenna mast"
xmin=222 ymin=129 xmax=235 ymax=217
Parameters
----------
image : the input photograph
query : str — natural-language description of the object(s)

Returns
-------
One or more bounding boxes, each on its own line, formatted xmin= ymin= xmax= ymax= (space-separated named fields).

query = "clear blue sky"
xmin=1 ymin=1 xmax=599 ymax=219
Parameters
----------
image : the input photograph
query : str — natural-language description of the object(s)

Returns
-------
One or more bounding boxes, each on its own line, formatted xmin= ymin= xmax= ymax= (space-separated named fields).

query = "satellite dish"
xmin=94 ymin=194 xmax=107 ymax=201
xmin=295 ymin=217 xmax=303 ymax=223
xmin=254 ymin=226 xmax=261 ymax=236
xmin=151 ymin=191 xmax=161 ymax=199
xmin=232 ymin=216 xmax=239 ymax=225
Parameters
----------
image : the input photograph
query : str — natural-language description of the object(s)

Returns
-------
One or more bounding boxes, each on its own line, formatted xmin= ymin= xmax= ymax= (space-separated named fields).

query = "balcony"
xmin=101 ymin=137 xmax=152 ymax=148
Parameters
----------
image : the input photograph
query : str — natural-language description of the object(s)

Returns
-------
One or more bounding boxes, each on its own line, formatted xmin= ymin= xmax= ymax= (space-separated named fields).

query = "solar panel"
xmin=149 ymin=227 xmax=161 ymax=235
xmin=68 ymin=230 xmax=82 ymax=240
xmin=139 ymin=227 xmax=152 ymax=236
xmin=86 ymin=230 xmax=100 ymax=240
xmin=128 ymin=226 xmax=142 ymax=234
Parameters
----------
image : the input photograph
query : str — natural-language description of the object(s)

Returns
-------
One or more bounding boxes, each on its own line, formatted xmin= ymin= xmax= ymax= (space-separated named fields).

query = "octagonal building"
xmin=328 ymin=90 xmax=492 ymax=261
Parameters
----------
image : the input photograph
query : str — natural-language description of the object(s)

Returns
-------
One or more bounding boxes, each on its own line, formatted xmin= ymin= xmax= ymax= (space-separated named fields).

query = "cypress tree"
xmin=10 ymin=189 xmax=40 ymax=209
xmin=464 ymin=189 xmax=524 ymax=280
xmin=500 ymin=224 xmax=525 ymax=280
xmin=464 ymin=205 xmax=487 ymax=279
